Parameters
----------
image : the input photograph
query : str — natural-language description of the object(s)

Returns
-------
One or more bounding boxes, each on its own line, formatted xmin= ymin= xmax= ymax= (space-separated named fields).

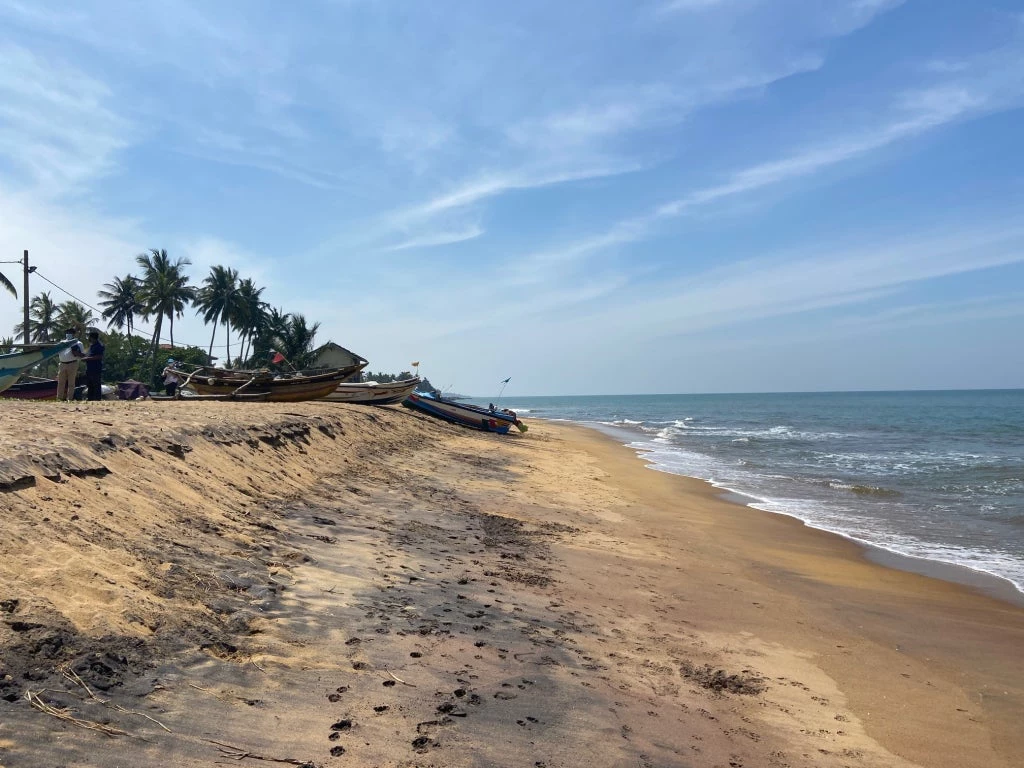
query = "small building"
xmin=310 ymin=342 xmax=367 ymax=382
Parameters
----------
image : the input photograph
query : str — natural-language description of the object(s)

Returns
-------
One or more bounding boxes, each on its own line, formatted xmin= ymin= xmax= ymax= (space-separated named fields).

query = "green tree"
xmin=101 ymin=330 xmax=210 ymax=388
xmin=56 ymin=301 xmax=98 ymax=339
xmin=194 ymin=265 xmax=239 ymax=366
xmin=276 ymin=314 xmax=320 ymax=369
xmin=12 ymin=291 xmax=59 ymax=342
xmin=31 ymin=292 xmax=59 ymax=341
xmin=97 ymin=276 xmax=142 ymax=356
xmin=99 ymin=330 xmax=144 ymax=383
xmin=0 ymin=270 xmax=15 ymax=298
xmin=248 ymin=306 xmax=290 ymax=368
xmin=136 ymin=249 xmax=195 ymax=378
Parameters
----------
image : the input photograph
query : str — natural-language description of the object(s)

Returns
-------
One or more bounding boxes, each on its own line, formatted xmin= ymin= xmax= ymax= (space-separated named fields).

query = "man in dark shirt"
xmin=84 ymin=330 xmax=105 ymax=401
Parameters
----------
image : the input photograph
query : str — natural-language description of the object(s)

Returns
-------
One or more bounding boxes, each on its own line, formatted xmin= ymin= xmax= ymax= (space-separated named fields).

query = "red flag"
xmin=271 ymin=351 xmax=286 ymax=364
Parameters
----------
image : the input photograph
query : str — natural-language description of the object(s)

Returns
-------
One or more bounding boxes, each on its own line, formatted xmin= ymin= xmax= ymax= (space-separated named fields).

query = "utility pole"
xmin=22 ymin=250 xmax=30 ymax=344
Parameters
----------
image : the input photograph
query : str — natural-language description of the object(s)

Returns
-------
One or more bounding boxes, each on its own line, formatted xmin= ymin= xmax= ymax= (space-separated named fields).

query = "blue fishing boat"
xmin=0 ymin=343 xmax=72 ymax=395
xmin=403 ymin=391 xmax=526 ymax=434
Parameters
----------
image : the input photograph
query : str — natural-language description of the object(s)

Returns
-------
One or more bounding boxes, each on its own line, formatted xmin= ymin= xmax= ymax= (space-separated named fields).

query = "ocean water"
xmin=470 ymin=391 xmax=1024 ymax=598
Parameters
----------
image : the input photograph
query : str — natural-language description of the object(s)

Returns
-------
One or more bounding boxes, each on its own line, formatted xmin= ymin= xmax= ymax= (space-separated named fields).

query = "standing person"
xmin=83 ymin=330 xmax=105 ymax=401
xmin=162 ymin=358 xmax=182 ymax=397
xmin=56 ymin=328 xmax=85 ymax=401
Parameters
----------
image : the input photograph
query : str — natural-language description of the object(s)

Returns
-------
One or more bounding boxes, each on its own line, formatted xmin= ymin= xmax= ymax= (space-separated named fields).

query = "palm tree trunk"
xmin=149 ymin=316 xmax=163 ymax=384
xmin=208 ymin=321 xmax=218 ymax=361
xmin=168 ymin=312 xmax=175 ymax=349
xmin=225 ymin=321 xmax=231 ymax=368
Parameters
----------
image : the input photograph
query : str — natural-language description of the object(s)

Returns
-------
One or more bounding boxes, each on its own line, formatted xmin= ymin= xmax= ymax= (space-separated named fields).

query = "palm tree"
xmin=30 ymin=292 xmax=59 ymax=341
xmin=248 ymin=305 xmax=290 ymax=366
xmin=277 ymin=314 xmax=320 ymax=369
xmin=98 ymin=275 xmax=142 ymax=360
xmin=194 ymin=265 xmax=239 ymax=366
xmin=55 ymin=301 xmax=98 ymax=339
xmin=0 ymin=270 xmax=15 ymax=299
xmin=12 ymin=291 xmax=59 ymax=342
xmin=98 ymin=275 xmax=141 ymax=337
xmin=135 ymin=249 xmax=195 ymax=377
xmin=232 ymin=278 xmax=267 ymax=365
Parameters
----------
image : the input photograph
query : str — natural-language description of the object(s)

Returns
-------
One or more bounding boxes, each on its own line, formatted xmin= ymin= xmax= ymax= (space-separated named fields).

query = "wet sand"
xmin=0 ymin=401 xmax=1021 ymax=767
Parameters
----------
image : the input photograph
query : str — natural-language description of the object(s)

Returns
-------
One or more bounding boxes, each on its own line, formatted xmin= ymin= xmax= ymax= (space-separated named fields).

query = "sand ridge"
xmin=0 ymin=401 xmax=1021 ymax=767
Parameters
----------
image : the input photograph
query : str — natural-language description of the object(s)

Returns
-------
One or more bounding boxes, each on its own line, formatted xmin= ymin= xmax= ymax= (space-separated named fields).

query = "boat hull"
xmin=174 ymin=363 xmax=365 ymax=402
xmin=189 ymin=376 xmax=346 ymax=402
xmin=403 ymin=392 xmax=518 ymax=434
xmin=2 ymin=379 xmax=85 ymax=400
xmin=323 ymin=377 xmax=421 ymax=405
xmin=0 ymin=344 xmax=72 ymax=394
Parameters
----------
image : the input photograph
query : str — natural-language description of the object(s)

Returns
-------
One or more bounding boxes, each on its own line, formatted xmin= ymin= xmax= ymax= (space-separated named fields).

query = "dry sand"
xmin=0 ymin=400 xmax=1021 ymax=768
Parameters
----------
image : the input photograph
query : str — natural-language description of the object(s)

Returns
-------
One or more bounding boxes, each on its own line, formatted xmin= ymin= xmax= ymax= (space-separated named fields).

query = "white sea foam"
xmin=625 ymin=436 xmax=1024 ymax=596
xmin=674 ymin=422 xmax=850 ymax=441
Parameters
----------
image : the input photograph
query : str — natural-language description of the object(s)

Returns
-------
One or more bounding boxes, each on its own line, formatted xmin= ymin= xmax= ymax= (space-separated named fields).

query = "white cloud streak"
xmin=522 ymin=39 xmax=1024 ymax=273
xmin=382 ymin=226 xmax=485 ymax=252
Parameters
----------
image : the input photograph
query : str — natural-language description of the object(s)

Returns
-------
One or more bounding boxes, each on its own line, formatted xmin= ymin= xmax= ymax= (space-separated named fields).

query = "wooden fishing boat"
xmin=0 ymin=343 xmax=72 ymax=394
xmin=403 ymin=391 xmax=527 ymax=434
xmin=166 ymin=361 xmax=366 ymax=402
xmin=322 ymin=377 xmax=421 ymax=405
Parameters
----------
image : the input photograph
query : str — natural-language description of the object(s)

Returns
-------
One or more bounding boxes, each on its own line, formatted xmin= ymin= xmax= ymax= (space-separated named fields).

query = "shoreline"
xmin=545 ymin=420 xmax=1024 ymax=766
xmin=2 ymin=403 xmax=1022 ymax=767
xmin=578 ymin=418 xmax=1024 ymax=609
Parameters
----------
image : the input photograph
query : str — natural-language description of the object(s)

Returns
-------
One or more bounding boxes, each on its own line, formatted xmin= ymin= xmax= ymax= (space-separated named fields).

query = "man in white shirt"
xmin=56 ymin=328 xmax=86 ymax=401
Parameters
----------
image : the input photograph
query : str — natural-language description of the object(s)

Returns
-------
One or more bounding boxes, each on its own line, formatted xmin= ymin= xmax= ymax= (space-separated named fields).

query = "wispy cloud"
xmin=656 ymin=85 xmax=986 ymax=218
xmin=659 ymin=0 xmax=730 ymax=14
xmin=382 ymin=226 xmax=485 ymax=252
xmin=402 ymin=164 xmax=642 ymax=222
xmin=519 ymin=38 xmax=1024 ymax=275
xmin=0 ymin=43 xmax=129 ymax=192
xmin=606 ymin=225 xmax=1024 ymax=339
xmin=174 ymin=128 xmax=349 ymax=190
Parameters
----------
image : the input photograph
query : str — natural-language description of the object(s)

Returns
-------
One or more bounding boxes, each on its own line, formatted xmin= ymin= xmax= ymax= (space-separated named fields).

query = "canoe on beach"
xmin=0 ymin=342 xmax=72 ymax=394
xmin=403 ymin=390 xmax=526 ymax=433
xmin=166 ymin=362 xmax=366 ymax=402
xmin=322 ymin=377 xmax=421 ymax=405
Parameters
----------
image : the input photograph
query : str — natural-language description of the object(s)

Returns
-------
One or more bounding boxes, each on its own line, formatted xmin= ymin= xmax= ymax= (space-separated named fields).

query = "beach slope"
xmin=0 ymin=402 xmax=1021 ymax=767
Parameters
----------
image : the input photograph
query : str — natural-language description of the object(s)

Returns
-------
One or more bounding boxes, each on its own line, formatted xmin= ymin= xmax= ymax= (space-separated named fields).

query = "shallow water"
xmin=470 ymin=391 xmax=1024 ymax=596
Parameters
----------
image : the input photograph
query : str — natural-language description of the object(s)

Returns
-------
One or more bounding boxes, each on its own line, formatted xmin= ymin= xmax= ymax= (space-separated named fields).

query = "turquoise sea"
xmin=469 ymin=390 xmax=1024 ymax=599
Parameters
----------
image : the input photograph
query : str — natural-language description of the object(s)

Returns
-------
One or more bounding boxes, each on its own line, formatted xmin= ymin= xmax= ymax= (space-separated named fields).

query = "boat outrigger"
xmin=0 ymin=343 xmax=73 ymax=395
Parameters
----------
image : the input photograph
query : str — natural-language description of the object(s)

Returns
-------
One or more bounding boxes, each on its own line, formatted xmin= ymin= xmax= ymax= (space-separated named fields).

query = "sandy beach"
xmin=1 ymin=401 xmax=1022 ymax=768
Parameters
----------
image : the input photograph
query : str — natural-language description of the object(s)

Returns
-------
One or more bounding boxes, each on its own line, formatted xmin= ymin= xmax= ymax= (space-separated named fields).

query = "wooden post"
xmin=22 ymin=250 xmax=30 ymax=344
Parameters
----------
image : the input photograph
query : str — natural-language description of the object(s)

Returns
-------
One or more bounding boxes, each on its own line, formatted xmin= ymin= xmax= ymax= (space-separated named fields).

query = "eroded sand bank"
xmin=0 ymin=401 xmax=1021 ymax=768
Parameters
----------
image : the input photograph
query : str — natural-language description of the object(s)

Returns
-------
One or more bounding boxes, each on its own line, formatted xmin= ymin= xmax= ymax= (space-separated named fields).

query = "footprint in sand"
xmin=327 ymin=685 xmax=349 ymax=702
xmin=411 ymin=735 xmax=436 ymax=752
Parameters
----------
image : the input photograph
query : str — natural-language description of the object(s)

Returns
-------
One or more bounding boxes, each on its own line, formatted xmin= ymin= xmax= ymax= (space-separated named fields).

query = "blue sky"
xmin=0 ymin=0 xmax=1022 ymax=395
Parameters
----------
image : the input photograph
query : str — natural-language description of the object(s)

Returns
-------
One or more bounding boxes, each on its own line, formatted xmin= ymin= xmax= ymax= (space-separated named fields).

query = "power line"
xmin=29 ymin=269 xmax=247 ymax=351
